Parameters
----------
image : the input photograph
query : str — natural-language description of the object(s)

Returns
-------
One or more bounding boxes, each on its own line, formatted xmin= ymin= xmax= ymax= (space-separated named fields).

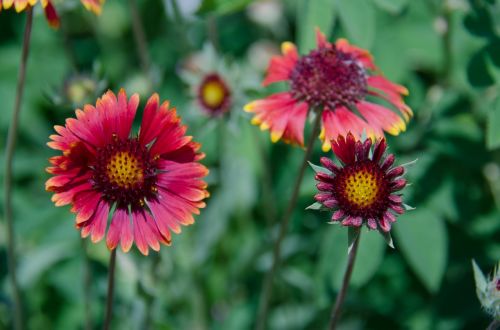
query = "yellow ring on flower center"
xmin=106 ymin=151 xmax=144 ymax=189
xmin=344 ymin=170 xmax=379 ymax=208
xmin=202 ymin=80 xmax=226 ymax=108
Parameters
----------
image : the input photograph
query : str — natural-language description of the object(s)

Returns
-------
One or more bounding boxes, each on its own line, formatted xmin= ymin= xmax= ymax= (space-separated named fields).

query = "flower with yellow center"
xmin=197 ymin=73 xmax=231 ymax=116
xmin=311 ymin=133 xmax=409 ymax=234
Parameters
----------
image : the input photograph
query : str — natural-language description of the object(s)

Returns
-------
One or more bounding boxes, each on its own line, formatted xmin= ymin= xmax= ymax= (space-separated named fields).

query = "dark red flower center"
xmin=198 ymin=73 xmax=231 ymax=115
xmin=289 ymin=47 xmax=367 ymax=109
xmin=332 ymin=160 xmax=390 ymax=219
xmin=92 ymin=137 xmax=158 ymax=209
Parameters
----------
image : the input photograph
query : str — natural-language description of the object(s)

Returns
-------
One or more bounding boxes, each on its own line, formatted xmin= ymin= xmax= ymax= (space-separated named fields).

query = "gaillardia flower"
xmin=0 ymin=0 xmax=104 ymax=28
xmin=46 ymin=90 xmax=209 ymax=255
xmin=197 ymin=73 xmax=232 ymax=116
xmin=312 ymin=133 xmax=408 ymax=233
xmin=245 ymin=29 xmax=412 ymax=151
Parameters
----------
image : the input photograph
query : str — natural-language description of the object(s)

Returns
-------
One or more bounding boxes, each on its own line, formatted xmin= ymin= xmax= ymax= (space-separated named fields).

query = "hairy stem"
xmin=103 ymin=249 xmax=117 ymax=330
xmin=255 ymin=112 xmax=322 ymax=330
xmin=328 ymin=231 xmax=362 ymax=330
xmin=4 ymin=8 xmax=34 ymax=330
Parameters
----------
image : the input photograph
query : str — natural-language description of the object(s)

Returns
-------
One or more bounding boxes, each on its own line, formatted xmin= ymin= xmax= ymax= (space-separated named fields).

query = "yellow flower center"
xmin=106 ymin=151 xmax=144 ymax=189
xmin=344 ymin=170 xmax=379 ymax=208
xmin=202 ymin=80 xmax=226 ymax=108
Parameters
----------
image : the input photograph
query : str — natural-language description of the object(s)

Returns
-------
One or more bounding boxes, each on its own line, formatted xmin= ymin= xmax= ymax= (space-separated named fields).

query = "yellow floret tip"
xmin=244 ymin=103 xmax=255 ymax=113
xmin=281 ymin=42 xmax=295 ymax=55
xmin=270 ymin=131 xmax=282 ymax=143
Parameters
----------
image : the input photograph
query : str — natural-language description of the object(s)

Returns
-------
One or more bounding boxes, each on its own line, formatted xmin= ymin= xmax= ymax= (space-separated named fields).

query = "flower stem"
xmin=82 ymin=240 xmax=92 ymax=330
xmin=255 ymin=112 xmax=323 ymax=330
xmin=4 ymin=8 xmax=34 ymax=330
xmin=103 ymin=249 xmax=117 ymax=330
xmin=128 ymin=0 xmax=151 ymax=75
xmin=328 ymin=231 xmax=362 ymax=330
xmin=487 ymin=319 xmax=500 ymax=330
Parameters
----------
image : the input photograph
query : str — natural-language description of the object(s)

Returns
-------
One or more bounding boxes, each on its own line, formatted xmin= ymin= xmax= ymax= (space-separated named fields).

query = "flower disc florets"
xmin=290 ymin=47 xmax=367 ymax=110
xmin=197 ymin=73 xmax=232 ymax=116
xmin=92 ymin=137 xmax=158 ymax=209
xmin=313 ymin=133 xmax=408 ymax=232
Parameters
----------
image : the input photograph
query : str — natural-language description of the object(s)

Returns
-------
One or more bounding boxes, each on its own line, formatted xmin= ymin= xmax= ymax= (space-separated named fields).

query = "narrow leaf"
xmin=308 ymin=161 xmax=330 ymax=174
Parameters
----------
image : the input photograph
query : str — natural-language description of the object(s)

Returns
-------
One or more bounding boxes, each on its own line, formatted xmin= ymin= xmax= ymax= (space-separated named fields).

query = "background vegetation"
xmin=0 ymin=0 xmax=499 ymax=329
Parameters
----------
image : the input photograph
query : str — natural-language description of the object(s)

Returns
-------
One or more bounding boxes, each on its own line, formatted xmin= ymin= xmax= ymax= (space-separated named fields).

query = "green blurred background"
xmin=1 ymin=0 xmax=499 ymax=329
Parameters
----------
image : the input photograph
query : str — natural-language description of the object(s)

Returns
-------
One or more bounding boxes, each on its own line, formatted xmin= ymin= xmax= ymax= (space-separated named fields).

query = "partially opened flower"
xmin=46 ymin=90 xmax=209 ymax=255
xmin=311 ymin=133 xmax=409 ymax=238
xmin=472 ymin=260 xmax=500 ymax=320
xmin=245 ymin=29 xmax=412 ymax=151
xmin=0 ymin=0 xmax=105 ymax=28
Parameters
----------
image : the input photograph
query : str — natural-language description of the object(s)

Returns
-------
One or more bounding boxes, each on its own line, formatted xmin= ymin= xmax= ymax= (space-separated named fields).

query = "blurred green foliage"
xmin=0 ymin=0 xmax=499 ymax=329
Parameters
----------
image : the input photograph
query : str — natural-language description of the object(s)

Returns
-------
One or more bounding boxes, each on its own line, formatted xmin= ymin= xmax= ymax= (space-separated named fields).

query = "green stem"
xmin=255 ymin=112 xmax=323 ymax=330
xmin=82 ymin=240 xmax=92 ymax=330
xmin=103 ymin=249 xmax=117 ymax=330
xmin=4 ymin=8 xmax=34 ymax=330
xmin=328 ymin=231 xmax=362 ymax=330
xmin=128 ymin=0 xmax=151 ymax=75
xmin=487 ymin=319 xmax=500 ymax=330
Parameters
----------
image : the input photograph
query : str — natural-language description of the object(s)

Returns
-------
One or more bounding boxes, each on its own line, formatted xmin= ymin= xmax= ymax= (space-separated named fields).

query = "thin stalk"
xmin=128 ymin=0 xmax=151 ymax=75
xmin=4 ymin=8 xmax=34 ymax=330
xmin=251 ymin=129 xmax=277 ymax=225
xmin=487 ymin=319 xmax=500 ymax=330
xmin=82 ymin=240 xmax=92 ymax=330
xmin=207 ymin=15 xmax=219 ymax=52
xmin=328 ymin=231 xmax=362 ymax=330
xmin=441 ymin=5 xmax=453 ymax=84
xmin=144 ymin=253 xmax=161 ymax=330
xmin=103 ymin=249 xmax=117 ymax=330
xmin=255 ymin=112 xmax=323 ymax=330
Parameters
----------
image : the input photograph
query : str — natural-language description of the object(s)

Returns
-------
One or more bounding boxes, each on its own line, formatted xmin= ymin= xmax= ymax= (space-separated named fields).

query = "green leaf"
xmin=308 ymin=161 xmax=330 ymax=174
xmin=471 ymin=260 xmax=487 ymax=292
xmin=197 ymin=0 xmax=253 ymax=15
xmin=297 ymin=0 xmax=336 ymax=54
xmin=321 ymin=227 xmax=386 ymax=290
xmin=305 ymin=202 xmax=324 ymax=210
xmin=394 ymin=209 xmax=448 ymax=292
xmin=467 ymin=49 xmax=495 ymax=87
xmin=336 ymin=0 xmax=376 ymax=49
xmin=372 ymin=0 xmax=409 ymax=14
xmin=487 ymin=96 xmax=500 ymax=150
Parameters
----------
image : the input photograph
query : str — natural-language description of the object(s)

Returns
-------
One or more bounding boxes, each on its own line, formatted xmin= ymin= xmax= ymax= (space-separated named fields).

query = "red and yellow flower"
xmin=0 ymin=0 xmax=104 ymax=28
xmin=46 ymin=90 xmax=209 ymax=255
xmin=312 ymin=133 xmax=408 ymax=233
xmin=245 ymin=29 xmax=412 ymax=151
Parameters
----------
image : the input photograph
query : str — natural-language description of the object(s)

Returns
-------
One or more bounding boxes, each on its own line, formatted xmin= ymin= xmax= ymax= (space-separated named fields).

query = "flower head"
xmin=46 ymin=90 xmax=209 ymax=255
xmin=197 ymin=73 xmax=232 ymax=116
xmin=312 ymin=133 xmax=408 ymax=233
xmin=245 ymin=29 xmax=412 ymax=151
xmin=0 ymin=0 xmax=105 ymax=28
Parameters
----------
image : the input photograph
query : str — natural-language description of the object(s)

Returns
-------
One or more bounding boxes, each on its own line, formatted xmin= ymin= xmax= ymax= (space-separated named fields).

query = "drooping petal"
xmin=357 ymin=101 xmax=406 ymax=136
xmin=245 ymin=92 xmax=308 ymax=146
